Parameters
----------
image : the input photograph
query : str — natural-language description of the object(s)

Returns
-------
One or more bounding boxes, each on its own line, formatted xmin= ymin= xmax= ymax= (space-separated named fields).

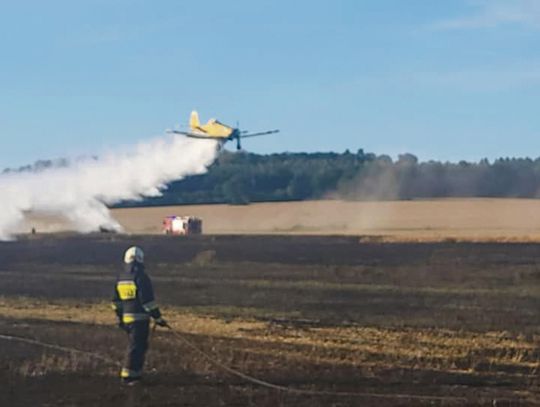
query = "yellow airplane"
xmin=167 ymin=111 xmax=279 ymax=150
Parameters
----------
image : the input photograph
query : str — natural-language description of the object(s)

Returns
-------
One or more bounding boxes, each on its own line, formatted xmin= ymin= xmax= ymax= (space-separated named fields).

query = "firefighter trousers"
xmin=121 ymin=320 xmax=149 ymax=379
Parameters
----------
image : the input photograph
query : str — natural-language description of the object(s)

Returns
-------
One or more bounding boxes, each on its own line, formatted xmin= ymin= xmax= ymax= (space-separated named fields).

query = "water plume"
xmin=0 ymin=135 xmax=219 ymax=239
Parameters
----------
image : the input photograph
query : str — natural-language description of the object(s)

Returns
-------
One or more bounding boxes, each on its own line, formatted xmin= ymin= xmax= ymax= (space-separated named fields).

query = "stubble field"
xmin=1 ymin=234 xmax=540 ymax=406
xmin=21 ymin=198 xmax=540 ymax=242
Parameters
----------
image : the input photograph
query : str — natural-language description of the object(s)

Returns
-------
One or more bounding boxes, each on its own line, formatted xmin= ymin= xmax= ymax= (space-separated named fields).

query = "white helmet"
xmin=124 ymin=246 xmax=144 ymax=264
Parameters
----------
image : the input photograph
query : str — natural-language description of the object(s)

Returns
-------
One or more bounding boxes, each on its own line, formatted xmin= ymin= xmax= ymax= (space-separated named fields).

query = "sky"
xmin=0 ymin=0 xmax=539 ymax=167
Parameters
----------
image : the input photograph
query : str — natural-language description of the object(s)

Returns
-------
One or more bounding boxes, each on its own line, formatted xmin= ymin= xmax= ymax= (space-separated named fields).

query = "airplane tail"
xmin=189 ymin=111 xmax=200 ymax=129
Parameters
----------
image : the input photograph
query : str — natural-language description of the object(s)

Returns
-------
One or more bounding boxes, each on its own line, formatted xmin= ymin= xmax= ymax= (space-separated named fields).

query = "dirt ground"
xmin=20 ymin=198 xmax=540 ymax=242
xmin=1 ymin=234 xmax=540 ymax=406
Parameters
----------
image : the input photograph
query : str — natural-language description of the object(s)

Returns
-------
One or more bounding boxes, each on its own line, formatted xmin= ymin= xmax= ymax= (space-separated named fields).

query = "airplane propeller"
xmin=235 ymin=122 xmax=242 ymax=150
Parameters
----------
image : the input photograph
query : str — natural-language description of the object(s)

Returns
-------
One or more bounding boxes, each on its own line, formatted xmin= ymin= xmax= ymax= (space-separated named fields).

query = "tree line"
xmin=116 ymin=149 xmax=540 ymax=206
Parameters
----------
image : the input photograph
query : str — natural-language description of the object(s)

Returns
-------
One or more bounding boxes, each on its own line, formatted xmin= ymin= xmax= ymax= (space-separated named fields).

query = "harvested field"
xmin=20 ymin=198 xmax=540 ymax=242
xmin=1 ymin=234 xmax=540 ymax=406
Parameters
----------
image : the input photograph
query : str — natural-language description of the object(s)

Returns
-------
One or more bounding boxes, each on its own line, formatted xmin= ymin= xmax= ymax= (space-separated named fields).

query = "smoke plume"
xmin=0 ymin=135 xmax=219 ymax=239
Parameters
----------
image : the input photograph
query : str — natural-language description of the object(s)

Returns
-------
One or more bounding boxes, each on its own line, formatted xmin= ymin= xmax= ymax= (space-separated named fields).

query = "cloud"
xmin=415 ymin=67 xmax=540 ymax=91
xmin=352 ymin=63 xmax=540 ymax=93
xmin=432 ymin=0 xmax=540 ymax=30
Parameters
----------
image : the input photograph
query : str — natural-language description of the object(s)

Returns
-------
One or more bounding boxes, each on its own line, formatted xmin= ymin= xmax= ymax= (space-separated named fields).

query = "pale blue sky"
xmin=1 ymin=0 xmax=539 ymax=167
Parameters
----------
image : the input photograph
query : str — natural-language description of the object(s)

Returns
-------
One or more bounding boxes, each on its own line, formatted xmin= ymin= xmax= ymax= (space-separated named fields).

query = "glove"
xmin=155 ymin=317 xmax=168 ymax=327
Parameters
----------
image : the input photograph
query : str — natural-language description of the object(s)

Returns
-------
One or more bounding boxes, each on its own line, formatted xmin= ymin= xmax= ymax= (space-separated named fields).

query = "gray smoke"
xmin=335 ymin=154 xmax=540 ymax=200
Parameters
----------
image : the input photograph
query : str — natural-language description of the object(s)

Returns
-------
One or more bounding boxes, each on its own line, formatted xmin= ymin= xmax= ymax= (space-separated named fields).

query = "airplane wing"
xmin=240 ymin=130 xmax=280 ymax=138
xmin=166 ymin=130 xmax=217 ymax=139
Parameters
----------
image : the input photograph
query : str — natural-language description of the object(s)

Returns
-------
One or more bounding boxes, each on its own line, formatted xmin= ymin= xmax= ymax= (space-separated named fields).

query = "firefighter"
xmin=112 ymin=246 xmax=167 ymax=385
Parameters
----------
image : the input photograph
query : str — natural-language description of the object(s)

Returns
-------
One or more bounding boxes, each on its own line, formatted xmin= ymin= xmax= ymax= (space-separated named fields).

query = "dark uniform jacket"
xmin=112 ymin=262 xmax=161 ymax=324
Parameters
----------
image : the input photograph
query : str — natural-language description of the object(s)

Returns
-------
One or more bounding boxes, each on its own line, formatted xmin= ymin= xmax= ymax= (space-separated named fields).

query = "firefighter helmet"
xmin=124 ymin=246 xmax=144 ymax=264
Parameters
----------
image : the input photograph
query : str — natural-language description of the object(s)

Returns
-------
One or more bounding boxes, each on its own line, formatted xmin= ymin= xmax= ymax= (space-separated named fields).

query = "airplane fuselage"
xmin=195 ymin=119 xmax=236 ymax=140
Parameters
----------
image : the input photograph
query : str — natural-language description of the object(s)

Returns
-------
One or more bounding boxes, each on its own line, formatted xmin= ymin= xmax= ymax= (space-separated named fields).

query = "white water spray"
xmin=0 ymin=135 xmax=219 ymax=239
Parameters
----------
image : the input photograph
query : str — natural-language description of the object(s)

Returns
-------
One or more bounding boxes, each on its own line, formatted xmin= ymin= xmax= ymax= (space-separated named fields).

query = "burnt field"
xmin=1 ymin=234 xmax=540 ymax=406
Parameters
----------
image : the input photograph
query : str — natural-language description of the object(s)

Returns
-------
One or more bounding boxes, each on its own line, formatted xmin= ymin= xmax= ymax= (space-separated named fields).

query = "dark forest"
xmin=117 ymin=150 xmax=540 ymax=206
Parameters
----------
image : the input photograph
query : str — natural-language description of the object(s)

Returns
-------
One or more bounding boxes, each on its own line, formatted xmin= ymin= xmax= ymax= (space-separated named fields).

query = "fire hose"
xmin=0 ymin=326 xmax=482 ymax=403
xmin=162 ymin=323 xmax=470 ymax=402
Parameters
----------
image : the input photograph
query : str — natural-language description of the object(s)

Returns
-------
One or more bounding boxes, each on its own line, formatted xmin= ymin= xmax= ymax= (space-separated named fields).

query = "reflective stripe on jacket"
xmin=112 ymin=262 xmax=162 ymax=324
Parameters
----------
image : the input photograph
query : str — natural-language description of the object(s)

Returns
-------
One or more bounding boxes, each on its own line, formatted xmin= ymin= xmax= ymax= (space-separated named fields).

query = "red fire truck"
xmin=162 ymin=216 xmax=202 ymax=235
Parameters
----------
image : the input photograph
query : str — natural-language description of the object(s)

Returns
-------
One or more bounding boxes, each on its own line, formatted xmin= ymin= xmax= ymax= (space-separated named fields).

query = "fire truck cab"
xmin=162 ymin=216 xmax=202 ymax=235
